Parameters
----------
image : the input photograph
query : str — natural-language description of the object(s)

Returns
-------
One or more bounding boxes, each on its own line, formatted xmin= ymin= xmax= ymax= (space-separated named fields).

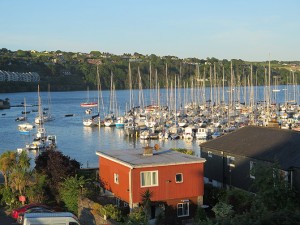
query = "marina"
xmin=0 ymin=85 xmax=299 ymax=168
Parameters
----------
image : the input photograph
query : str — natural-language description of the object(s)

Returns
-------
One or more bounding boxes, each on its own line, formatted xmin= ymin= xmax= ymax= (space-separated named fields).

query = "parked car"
xmin=23 ymin=212 xmax=81 ymax=225
xmin=17 ymin=207 xmax=55 ymax=224
xmin=11 ymin=203 xmax=51 ymax=220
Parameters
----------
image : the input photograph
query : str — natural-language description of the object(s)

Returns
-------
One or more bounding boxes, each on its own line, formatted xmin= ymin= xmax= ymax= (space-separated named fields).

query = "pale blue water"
xmin=0 ymin=86 xmax=297 ymax=168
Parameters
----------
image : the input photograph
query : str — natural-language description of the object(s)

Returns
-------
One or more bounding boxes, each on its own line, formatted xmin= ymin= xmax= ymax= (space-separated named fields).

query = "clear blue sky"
xmin=1 ymin=0 xmax=299 ymax=61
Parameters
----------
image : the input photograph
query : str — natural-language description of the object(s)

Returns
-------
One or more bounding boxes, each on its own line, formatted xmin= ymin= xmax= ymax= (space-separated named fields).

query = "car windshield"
xmin=26 ymin=208 xmax=53 ymax=213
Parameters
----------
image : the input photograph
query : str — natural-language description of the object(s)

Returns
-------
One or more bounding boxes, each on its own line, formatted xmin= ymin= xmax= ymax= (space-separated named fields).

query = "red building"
xmin=96 ymin=145 xmax=206 ymax=220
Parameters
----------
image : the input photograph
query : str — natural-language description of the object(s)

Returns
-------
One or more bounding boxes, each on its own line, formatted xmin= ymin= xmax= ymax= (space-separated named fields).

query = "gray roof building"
xmin=200 ymin=126 xmax=300 ymax=170
xmin=200 ymin=126 xmax=300 ymax=192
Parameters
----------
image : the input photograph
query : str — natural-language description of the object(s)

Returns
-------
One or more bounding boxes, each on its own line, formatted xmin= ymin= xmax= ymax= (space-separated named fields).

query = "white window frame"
xmin=175 ymin=173 xmax=183 ymax=183
xmin=140 ymin=170 xmax=158 ymax=187
xmin=227 ymin=156 xmax=235 ymax=168
xmin=207 ymin=151 xmax=213 ymax=158
xmin=177 ymin=202 xmax=189 ymax=217
xmin=250 ymin=161 xmax=256 ymax=179
xmin=114 ymin=173 xmax=119 ymax=184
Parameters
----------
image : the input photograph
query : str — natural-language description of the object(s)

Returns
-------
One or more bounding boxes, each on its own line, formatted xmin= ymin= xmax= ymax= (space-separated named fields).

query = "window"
xmin=175 ymin=173 xmax=183 ymax=183
xmin=273 ymin=169 xmax=289 ymax=182
xmin=207 ymin=151 xmax=212 ymax=158
xmin=114 ymin=173 xmax=119 ymax=184
xmin=227 ymin=156 xmax=235 ymax=168
xmin=116 ymin=197 xmax=120 ymax=206
xmin=250 ymin=161 xmax=256 ymax=179
xmin=141 ymin=171 xmax=158 ymax=187
xmin=177 ymin=202 xmax=189 ymax=217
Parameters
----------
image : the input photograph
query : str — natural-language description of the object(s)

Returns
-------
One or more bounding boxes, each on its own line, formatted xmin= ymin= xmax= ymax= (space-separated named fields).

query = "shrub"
xmin=91 ymin=202 xmax=103 ymax=216
xmin=102 ymin=204 xmax=122 ymax=221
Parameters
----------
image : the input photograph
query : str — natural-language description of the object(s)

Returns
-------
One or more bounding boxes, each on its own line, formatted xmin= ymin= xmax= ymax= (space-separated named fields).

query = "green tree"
xmin=0 ymin=151 xmax=17 ymax=187
xmin=26 ymin=172 xmax=48 ymax=203
xmin=126 ymin=207 xmax=147 ymax=225
xmin=9 ymin=151 xmax=30 ymax=195
xmin=141 ymin=189 xmax=152 ymax=221
xmin=0 ymin=186 xmax=18 ymax=209
xmin=251 ymin=162 xmax=297 ymax=211
xmin=35 ymin=149 xmax=81 ymax=201
xmin=212 ymin=202 xmax=234 ymax=219
xmin=59 ymin=175 xmax=86 ymax=214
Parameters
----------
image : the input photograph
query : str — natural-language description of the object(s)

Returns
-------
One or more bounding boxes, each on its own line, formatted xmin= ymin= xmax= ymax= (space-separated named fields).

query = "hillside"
xmin=0 ymin=48 xmax=299 ymax=93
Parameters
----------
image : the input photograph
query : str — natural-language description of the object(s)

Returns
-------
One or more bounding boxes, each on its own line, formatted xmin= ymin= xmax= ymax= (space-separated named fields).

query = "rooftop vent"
xmin=143 ymin=144 xmax=160 ymax=156
xmin=143 ymin=145 xmax=153 ymax=156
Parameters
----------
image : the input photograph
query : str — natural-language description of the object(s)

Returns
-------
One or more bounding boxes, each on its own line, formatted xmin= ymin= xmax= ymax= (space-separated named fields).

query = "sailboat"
xmin=18 ymin=98 xmax=34 ymax=134
xmin=104 ymin=72 xmax=116 ymax=127
xmin=33 ymin=85 xmax=54 ymax=124
xmin=43 ymin=84 xmax=55 ymax=122
xmin=80 ymin=86 xmax=98 ymax=107
xmin=27 ymin=85 xmax=57 ymax=150
xmin=83 ymin=65 xmax=101 ymax=127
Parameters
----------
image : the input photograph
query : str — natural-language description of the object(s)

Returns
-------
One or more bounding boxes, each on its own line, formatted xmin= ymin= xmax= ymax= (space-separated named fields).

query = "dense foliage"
xmin=59 ymin=175 xmax=86 ymax=214
xmin=197 ymin=163 xmax=300 ymax=225
xmin=35 ymin=149 xmax=81 ymax=201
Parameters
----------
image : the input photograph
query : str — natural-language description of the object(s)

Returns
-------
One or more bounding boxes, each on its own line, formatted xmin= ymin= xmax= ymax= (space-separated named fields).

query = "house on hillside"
xmin=199 ymin=126 xmax=300 ymax=194
xmin=96 ymin=145 xmax=206 ymax=222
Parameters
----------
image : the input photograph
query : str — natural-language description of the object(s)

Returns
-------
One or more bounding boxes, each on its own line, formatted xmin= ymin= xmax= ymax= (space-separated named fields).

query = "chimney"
xmin=143 ymin=145 xmax=153 ymax=156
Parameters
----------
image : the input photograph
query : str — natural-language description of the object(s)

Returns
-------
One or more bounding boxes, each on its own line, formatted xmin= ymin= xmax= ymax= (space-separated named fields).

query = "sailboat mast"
xmin=165 ymin=63 xmax=169 ymax=108
xmin=222 ymin=65 xmax=225 ymax=104
xmin=96 ymin=65 xmax=100 ymax=115
xmin=155 ymin=69 xmax=159 ymax=107
xmin=203 ymin=66 xmax=206 ymax=105
xmin=149 ymin=61 xmax=152 ymax=105
xmin=128 ymin=62 xmax=132 ymax=110
xmin=267 ymin=56 xmax=271 ymax=115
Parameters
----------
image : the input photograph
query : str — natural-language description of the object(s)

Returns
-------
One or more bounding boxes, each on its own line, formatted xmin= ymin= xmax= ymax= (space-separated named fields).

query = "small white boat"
xmin=15 ymin=116 xmax=26 ymax=122
xmin=140 ymin=130 xmax=150 ymax=140
xmin=18 ymin=123 xmax=34 ymax=134
xmin=104 ymin=119 xmax=115 ymax=127
xmin=195 ymin=128 xmax=208 ymax=140
xmin=178 ymin=119 xmax=188 ymax=127
xmin=183 ymin=127 xmax=194 ymax=140
xmin=115 ymin=117 xmax=125 ymax=128
xmin=83 ymin=118 xmax=96 ymax=127
xmin=85 ymin=108 xmax=93 ymax=114
xmin=80 ymin=102 xmax=98 ymax=108
xmin=83 ymin=114 xmax=99 ymax=127
xmin=26 ymin=135 xmax=57 ymax=150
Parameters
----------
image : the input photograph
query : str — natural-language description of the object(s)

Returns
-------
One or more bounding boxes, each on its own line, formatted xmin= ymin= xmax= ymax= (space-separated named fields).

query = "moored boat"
xmin=80 ymin=102 xmax=98 ymax=108
xmin=18 ymin=123 xmax=34 ymax=134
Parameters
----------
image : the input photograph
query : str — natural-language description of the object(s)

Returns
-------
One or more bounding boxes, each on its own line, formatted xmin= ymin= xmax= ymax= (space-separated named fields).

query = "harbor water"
xmin=0 ymin=86 xmax=297 ymax=168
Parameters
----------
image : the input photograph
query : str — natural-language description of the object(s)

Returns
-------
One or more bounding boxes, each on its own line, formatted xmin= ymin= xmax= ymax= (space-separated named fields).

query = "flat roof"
xmin=96 ymin=148 xmax=206 ymax=169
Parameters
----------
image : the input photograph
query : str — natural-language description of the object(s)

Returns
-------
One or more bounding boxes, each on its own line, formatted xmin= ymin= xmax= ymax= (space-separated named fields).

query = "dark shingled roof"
xmin=200 ymin=126 xmax=300 ymax=170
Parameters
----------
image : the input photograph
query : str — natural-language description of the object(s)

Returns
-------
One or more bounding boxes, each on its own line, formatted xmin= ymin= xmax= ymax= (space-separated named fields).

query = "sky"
xmin=0 ymin=0 xmax=299 ymax=61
